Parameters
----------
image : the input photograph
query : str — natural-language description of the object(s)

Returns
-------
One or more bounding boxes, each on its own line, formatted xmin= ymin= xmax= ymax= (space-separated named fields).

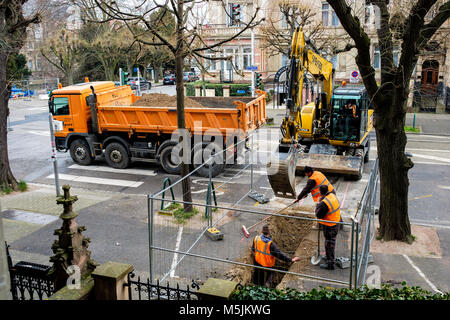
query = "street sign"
xmin=247 ymin=66 xmax=258 ymax=71
xmin=350 ymin=70 xmax=360 ymax=83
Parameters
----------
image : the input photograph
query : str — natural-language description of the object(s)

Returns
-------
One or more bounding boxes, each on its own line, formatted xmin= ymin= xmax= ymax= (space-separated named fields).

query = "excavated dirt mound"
xmin=225 ymin=205 xmax=315 ymax=287
xmin=132 ymin=93 xmax=205 ymax=108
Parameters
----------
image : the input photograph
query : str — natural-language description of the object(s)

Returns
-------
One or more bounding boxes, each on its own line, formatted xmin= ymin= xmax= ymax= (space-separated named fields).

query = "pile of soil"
xmin=132 ymin=93 xmax=205 ymax=108
xmin=225 ymin=205 xmax=316 ymax=287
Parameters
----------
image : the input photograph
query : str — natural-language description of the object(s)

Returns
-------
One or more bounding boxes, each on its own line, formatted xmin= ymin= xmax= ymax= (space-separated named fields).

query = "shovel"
xmin=311 ymin=224 xmax=326 ymax=265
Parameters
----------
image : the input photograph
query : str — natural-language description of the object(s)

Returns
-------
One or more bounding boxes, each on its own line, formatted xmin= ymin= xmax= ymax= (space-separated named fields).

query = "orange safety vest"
xmin=310 ymin=171 xmax=334 ymax=202
xmin=253 ymin=235 xmax=275 ymax=267
xmin=352 ymin=105 xmax=357 ymax=118
xmin=320 ymin=193 xmax=341 ymax=227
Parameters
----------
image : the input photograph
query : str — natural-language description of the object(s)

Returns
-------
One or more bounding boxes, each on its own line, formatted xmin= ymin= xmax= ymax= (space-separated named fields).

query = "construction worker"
xmin=294 ymin=166 xmax=335 ymax=203
xmin=315 ymin=185 xmax=341 ymax=270
xmin=251 ymin=224 xmax=300 ymax=287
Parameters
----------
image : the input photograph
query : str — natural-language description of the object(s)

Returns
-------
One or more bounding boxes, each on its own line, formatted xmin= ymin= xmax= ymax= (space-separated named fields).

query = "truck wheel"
xmin=70 ymin=139 xmax=94 ymax=165
xmin=159 ymin=144 xmax=182 ymax=175
xmin=192 ymin=144 xmax=224 ymax=178
xmin=105 ymin=142 xmax=129 ymax=169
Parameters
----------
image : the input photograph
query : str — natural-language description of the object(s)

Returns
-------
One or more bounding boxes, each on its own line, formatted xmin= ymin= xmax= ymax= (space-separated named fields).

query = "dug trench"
xmin=225 ymin=205 xmax=318 ymax=290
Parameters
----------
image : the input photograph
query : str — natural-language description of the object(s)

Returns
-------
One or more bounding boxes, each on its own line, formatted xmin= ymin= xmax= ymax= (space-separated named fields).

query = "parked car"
xmin=183 ymin=71 xmax=199 ymax=82
xmin=163 ymin=74 xmax=176 ymax=85
xmin=127 ymin=77 xmax=151 ymax=90
xmin=188 ymin=72 xmax=199 ymax=82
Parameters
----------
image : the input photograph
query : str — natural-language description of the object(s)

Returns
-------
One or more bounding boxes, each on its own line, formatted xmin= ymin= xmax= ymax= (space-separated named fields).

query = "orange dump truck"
xmin=50 ymin=81 xmax=267 ymax=177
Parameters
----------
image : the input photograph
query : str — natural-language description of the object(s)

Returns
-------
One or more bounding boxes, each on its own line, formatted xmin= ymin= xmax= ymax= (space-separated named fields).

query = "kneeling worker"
xmin=251 ymin=224 xmax=300 ymax=287
xmin=315 ymin=185 xmax=341 ymax=270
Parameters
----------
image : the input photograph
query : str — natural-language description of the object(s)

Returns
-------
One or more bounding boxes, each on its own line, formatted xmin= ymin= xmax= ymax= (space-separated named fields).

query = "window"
xmin=52 ymin=97 xmax=70 ymax=116
xmin=373 ymin=45 xmax=380 ymax=69
xmin=322 ymin=3 xmax=339 ymax=26
xmin=393 ymin=46 xmax=399 ymax=67
xmin=205 ymin=50 xmax=216 ymax=71
xmin=282 ymin=54 xmax=289 ymax=67
xmin=243 ymin=47 xmax=252 ymax=70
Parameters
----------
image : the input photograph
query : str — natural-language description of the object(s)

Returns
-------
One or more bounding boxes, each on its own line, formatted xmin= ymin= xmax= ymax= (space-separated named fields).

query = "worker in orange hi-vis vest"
xmin=295 ymin=166 xmax=335 ymax=203
xmin=295 ymin=166 xmax=343 ymax=230
xmin=315 ymin=185 xmax=341 ymax=270
xmin=251 ymin=225 xmax=300 ymax=287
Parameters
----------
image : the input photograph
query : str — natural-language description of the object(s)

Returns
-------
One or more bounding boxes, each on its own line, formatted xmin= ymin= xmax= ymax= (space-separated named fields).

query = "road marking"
xmin=402 ymin=254 xmax=442 ymax=294
xmin=46 ymin=173 xmax=144 ymax=188
xmin=69 ymin=164 xmax=157 ymax=176
xmin=170 ymin=226 xmax=183 ymax=278
xmin=412 ymin=154 xmax=450 ymax=163
xmin=413 ymin=161 xmax=450 ymax=166
xmin=28 ymin=130 xmax=50 ymax=136
xmin=409 ymin=194 xmax=432 ymax=201
xmin=437 ymin=185 xmax=450 ymax=190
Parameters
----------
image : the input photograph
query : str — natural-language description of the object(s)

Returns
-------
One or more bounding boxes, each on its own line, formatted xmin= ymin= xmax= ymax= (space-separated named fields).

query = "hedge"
xmin=231 ymin=283 xmax=450 ymax=300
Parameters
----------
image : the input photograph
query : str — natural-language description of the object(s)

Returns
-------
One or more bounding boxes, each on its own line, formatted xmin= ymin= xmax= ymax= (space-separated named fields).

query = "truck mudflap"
xmin=266 ymin=147 xmax=297 ymax=199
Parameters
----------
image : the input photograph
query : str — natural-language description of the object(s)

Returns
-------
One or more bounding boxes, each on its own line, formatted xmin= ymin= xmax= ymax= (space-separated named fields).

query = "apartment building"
xmin=201 ymin=0 xmax=449 ymax=110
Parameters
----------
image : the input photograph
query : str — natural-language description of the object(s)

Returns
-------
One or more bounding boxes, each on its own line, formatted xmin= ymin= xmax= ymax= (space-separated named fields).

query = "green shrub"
xmin=231 ymin=283 xmax=450 ymax=300
xmin=186 ymin=83 xmax=195 ymax=96
xmin=230 ymin=84 xmax=251 ymax=96
xmin=1 ymin=183 xmax=13 ymax=195
xmin=18 ymin=180 xmax=27 ymax=192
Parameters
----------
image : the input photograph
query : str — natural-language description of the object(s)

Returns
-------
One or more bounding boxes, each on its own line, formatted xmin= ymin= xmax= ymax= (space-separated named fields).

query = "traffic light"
xmin=255 ymin=72 xmax=262 ymax=89
xmin=121 ymin=69 xmax=129 ymax=86
xmin=231 ymin=4 xmax=241 ymax=25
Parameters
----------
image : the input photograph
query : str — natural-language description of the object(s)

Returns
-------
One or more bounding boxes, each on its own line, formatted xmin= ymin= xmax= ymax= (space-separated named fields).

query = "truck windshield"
xmin=50 ymin=97 xmax=70 ymax=116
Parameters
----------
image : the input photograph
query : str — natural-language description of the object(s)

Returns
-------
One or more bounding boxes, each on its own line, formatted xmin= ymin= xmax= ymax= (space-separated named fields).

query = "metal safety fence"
xmin=145 ymin=130 xmax=380 ymax=290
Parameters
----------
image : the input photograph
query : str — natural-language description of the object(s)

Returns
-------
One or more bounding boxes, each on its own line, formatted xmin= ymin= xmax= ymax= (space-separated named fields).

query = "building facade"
xmin=200 ymin=0 xmax=449 ymax=110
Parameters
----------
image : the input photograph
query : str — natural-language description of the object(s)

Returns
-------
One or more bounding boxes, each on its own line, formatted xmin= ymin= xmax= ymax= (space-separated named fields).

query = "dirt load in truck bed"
xmin=132 ymin=93 xmax=205 ymax=108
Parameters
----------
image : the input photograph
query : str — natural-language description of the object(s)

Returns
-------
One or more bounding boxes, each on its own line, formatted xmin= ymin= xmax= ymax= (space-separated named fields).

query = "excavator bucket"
xmin=266 ymin=148 xmax=297 ymax=199
xmin=295 ymin=153 xmax=363 ymax=178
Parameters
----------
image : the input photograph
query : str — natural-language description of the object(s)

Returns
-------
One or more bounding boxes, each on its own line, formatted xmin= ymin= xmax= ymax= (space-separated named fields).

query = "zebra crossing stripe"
xmin=69 ymin=164 xmax=157 ymax=176
xmin=46 ymin=174 xmax=144 ymax=188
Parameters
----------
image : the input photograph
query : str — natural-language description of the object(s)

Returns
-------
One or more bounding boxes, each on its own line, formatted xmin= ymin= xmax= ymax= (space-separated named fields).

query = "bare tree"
xmin=93 ymin=0 xmax=263 ymax=212
xmin=40 ymin=28 xmax=83 ymax=85
xmin=327 ymin=0 xmax=450 ymax=241
xmin=0 ymin=1 xmax=41 ymax=191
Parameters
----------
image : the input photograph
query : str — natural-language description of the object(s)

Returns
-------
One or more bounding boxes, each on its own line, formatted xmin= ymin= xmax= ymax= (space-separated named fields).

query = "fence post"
xmin=148 ymin=195 xmax=154 ymax=283
xmin=349 ymin=219 xmax=355 ymax=289
xmin=354 ymin=222 xmax=359 ymax=288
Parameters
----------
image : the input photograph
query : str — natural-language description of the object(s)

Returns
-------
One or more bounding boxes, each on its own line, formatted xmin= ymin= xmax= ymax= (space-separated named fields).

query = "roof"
xmin=52 ymin=81 xmax=116 ymax=95
xmin=333 ymin=85 xmax=366 ymax=96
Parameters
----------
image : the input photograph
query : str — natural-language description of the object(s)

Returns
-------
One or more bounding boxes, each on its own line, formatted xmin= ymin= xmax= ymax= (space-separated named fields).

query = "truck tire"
xmin=192 ymin=143 xmax=224 ymax=178
xmin=159 ymin=144 xmax=182 ymax=175
xmin=70 ymin=139 xmax=94 ymax=165
xmin=105 ymin=142 xmax=130 ymax=169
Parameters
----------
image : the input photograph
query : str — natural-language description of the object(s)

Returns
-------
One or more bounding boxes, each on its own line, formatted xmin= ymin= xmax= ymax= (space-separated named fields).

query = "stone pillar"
xmin=184 ymin=84 xmax=187 ymax=96
xmin=91 ymin=262 xmax=134 ymax=300
xmin=196 ymin=278 xmax=238 ymax=300
xmin=205 ymin=88 xmax=215 ymax=97
xmin=223 ymin=85 xmax=230 ymax=97
xmin=195 ymin=85 xmax=201 ymax=97
xmin=49 ymin=185 xmax=98 ymax=291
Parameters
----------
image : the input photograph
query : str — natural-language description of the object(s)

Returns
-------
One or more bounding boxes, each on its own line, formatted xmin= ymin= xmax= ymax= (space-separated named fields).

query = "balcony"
xmin=200 ymin=23 xmax=257 ymax=40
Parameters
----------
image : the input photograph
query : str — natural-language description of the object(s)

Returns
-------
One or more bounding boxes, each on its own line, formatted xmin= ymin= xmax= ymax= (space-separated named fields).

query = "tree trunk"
xmin=0 ymin=53 xmax=18 ymax=190
xmin=375 ymin=94 xmax=413 ymax=241
xmin=175 ymin=0 xmax=193 ymax=212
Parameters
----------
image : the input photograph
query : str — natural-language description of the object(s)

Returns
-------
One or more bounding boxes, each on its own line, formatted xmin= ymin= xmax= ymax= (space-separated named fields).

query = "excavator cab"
xmin=329 ymin=86 xmax=371 ymax=144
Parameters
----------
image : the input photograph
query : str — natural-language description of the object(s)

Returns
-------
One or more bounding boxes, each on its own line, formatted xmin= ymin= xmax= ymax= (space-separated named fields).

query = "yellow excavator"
xmin=267 ymin=27 xmax=374 ymax=199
